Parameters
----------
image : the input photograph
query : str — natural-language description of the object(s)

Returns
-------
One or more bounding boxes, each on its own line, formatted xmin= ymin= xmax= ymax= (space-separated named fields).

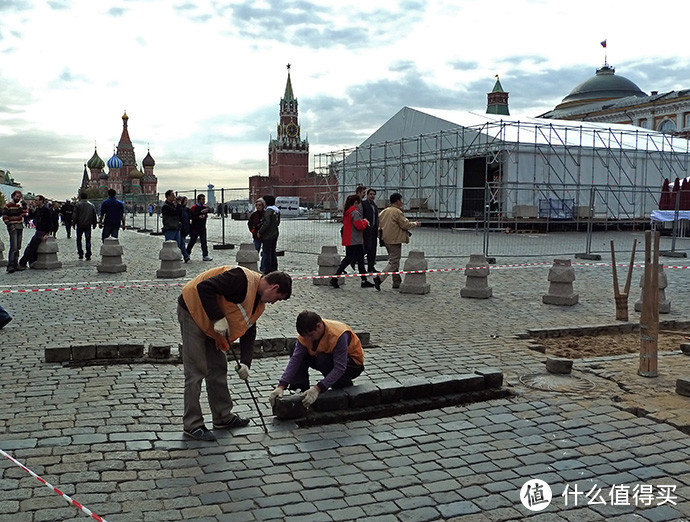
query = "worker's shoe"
xmin=361 ymin=281 xmax=375 ymax=288
xmin=373 ymin=276 xmax=382 ymax=291
xmin=213 ymin=415 xmax=250 ymax=430
xmin=330 ymin=277 xmax=339 ymax=289
xmin=184 ymin=425 xmax=216 ymax=441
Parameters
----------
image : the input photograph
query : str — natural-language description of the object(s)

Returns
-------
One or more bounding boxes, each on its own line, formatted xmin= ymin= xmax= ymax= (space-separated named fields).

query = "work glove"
xmin=301 ymin=386 xmax=320 ymax=408
xmin=213 ymin=317 xmax=229 ymax=337
xmin=269 ymin=386 xmax=284 ymax=407
xmin=235 ymin=363 xmax=249 ymax=380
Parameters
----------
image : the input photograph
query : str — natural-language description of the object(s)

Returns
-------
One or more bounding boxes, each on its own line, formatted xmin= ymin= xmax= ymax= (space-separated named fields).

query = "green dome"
xmin=87 ymin=148 xmax=105 ymax=169
xmin=557 ymin=65 xmax=646 ymax=109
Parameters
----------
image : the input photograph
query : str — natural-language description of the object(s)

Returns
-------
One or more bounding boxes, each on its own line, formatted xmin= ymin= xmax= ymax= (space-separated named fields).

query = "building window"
xmin=657 ymin=119 xmax=676 ymax=133
xmin=684 ymin=113 xmax=690 ymax=129
xmin=638 ymin=118 xmax=648 ymax=128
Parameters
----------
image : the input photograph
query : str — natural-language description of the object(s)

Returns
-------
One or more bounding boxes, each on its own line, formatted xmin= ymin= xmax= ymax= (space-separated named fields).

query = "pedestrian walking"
xmin=374 ymin=193 xmax=420 ymax=291
xmin=99 ymin=188 xmax=126 ymax=241
xmin=186 ymin=194 xmax=213 ymax=261
xmin=247 ymin=198 xmax=265 ymax=272
xmin=161 ymin=190 xmax=190 ymax=263
xmin=2 ymin=190 xmax=27 ymax=273
xmin=360 ymin=188 xmax=379 ymax=273
xmin=18 ymin=195 xmax=52 ymax=269
xmin=60 ymin=199 xmax=74 ymax=238
xmin=331 ymin=194 xmax=375 ymax=289
xmin=257 ymin=195 xmax=280 ymax=274
xmin=72 ymin=192 xmax=98 ymax=260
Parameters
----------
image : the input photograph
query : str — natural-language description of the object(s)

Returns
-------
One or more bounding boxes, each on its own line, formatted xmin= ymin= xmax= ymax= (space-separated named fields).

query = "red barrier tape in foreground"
xmin=0 ymin=448 xmax=107 ymax=521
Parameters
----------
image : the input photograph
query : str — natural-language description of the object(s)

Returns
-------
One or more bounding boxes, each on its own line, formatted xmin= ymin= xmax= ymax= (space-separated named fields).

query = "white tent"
xmin=317 ymin=106 xmax=690 ymax=220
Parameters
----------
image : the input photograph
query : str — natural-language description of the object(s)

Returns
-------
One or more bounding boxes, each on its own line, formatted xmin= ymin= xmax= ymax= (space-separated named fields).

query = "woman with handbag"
xmin=331 ymin=195 xmax=375 ymax=289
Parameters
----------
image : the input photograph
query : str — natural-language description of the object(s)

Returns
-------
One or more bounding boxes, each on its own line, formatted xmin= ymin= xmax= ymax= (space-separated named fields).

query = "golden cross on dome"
xmin=287 ymin=63 xmax=291 ymax=70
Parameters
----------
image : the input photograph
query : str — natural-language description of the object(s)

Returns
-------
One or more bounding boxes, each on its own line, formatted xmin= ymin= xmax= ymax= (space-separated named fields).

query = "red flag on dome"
xmin=600 ymin=40 xmax=607 ymax=48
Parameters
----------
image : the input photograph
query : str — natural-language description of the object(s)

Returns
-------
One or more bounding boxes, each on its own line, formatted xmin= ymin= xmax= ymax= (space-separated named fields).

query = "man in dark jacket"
xmin=257 ymin=194 xmax=280 ymax=274
xmin=72 ymin=192 xmax=98 ymax=260
xmin=162 ymin=189 xmax=190 ymax=263
xmin=60 ymin=199 xmax=75 ymax=238
xmin=99 ymin=188 xmax=125 ymax=241
xmin=360 ymin=188 xmax=379 ymax=273
xmin=186 ymin=194 xmax=212 ymax=261
xmin=18 ymin=195 xmax=52 ymax=268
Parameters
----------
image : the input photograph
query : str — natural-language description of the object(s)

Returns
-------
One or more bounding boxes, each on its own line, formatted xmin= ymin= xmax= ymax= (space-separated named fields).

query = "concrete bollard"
xmin=399 ymin=250 xmax=430 ymax=294
xmin=315 ymin=245 xmax=342 ymax=286
xmin=0 ymin=238 xmax=6 ymax=267
xmin=461 ymin=253 xmax=492 ymax=299
xmin=634 ymin=264 xmax=671 ymax=314
xmin=97 ymin=237 xmax=127 ymax=273
xmin=236 ymin=242 xmax=259 ymax=272
xmin=542 ymin=258 xmax=578 ymax=306
xmin=156 ymin=240 xmax=186 ymax=278
xmin=33 ymin=236 xmax=62 ymax=269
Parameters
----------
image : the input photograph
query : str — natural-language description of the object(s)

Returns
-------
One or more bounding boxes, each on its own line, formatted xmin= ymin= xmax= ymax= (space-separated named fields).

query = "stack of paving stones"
xmin=33 ymin=236 xmax=62 ymax=269
xmin=274 ymin=367 xmax=507 ymax=426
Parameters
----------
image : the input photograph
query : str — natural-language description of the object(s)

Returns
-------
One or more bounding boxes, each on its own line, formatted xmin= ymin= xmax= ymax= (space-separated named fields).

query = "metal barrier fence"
xmin=118 ymin=183 xmax=690 ymax=260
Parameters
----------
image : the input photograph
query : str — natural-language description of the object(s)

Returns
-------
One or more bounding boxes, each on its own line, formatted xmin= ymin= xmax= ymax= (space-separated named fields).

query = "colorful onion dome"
xmin=98 ymin=171 xmax=109 ymax=180
xmin=87 ymin=148 xmax=105 ymax=169
xmin=142 ymin=150 xmax=155 ymax=168
xmin=107 ymin=153 xmax=123 ymax=169
xmin=130 ymin=167 xmax=144 ymax=179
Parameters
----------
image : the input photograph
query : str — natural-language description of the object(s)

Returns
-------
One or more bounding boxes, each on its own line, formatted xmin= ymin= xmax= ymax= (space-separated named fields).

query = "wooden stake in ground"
xmin=639 ymin=231 xmax=659 ymax=377
xmin=610 ymin=239 xmax=637 ymax=321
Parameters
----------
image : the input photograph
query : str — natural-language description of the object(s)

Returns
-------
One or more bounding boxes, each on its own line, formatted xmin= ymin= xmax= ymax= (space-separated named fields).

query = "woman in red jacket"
xmin=331 ymin=194 xmax=376 ymax=289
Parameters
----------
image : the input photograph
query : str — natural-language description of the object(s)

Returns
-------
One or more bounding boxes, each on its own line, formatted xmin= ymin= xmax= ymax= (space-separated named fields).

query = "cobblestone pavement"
xmin=0 ymin=227 xmax=689 ymax=521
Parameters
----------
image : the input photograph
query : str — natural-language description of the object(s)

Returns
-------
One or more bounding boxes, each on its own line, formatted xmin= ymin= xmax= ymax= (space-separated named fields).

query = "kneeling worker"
xmin=269 ymin=310 xmax=364 ymax=408
xmin=178 ymin=266 xmax=292 ymax=441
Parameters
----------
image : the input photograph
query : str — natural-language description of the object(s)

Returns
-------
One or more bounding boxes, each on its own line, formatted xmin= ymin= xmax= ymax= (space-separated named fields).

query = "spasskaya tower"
xmin=249 ymin=64 xmax=312 ymax=203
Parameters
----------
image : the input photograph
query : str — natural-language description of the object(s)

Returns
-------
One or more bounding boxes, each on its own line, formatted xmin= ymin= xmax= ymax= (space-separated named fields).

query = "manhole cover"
xmin=519 ymin=373 xmax=596 ymax=394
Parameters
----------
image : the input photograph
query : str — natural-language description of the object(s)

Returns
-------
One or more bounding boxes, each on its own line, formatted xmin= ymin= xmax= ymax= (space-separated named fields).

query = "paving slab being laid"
xmin=0 ymin=229 xmax=689 ymax=521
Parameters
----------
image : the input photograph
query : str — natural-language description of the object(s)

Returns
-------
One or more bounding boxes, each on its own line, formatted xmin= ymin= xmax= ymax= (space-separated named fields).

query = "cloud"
xmin=107 ymin=6 xmax=127 ymax=17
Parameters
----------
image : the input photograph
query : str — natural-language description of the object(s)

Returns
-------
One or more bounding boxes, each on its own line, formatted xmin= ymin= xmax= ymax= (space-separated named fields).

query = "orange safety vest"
xmin=297 ymin=319 xmax=364 ymax=366
xmin=182 ymin=265 xmax=265 ymax=350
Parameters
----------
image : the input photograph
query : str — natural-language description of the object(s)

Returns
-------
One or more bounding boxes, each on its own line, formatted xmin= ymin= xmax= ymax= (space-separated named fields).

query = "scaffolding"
xmin=314 ymin=112 xmax=690 ymax=223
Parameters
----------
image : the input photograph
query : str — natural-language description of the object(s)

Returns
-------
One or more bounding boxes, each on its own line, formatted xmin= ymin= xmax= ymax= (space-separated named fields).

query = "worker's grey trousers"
xmin=177 ymin=304 xmax=234 ymax=431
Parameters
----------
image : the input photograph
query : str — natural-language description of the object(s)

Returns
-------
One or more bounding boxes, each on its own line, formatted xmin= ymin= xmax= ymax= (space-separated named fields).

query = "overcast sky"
xmin=1 ymin=0 xmax=689 ymax=200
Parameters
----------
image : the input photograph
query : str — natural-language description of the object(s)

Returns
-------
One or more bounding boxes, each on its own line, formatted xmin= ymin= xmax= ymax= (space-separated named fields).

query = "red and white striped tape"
xmin=0 ymin=448 xmax=107 ymax=521
xmin=0 ymin=261 xmax=688 ymax=293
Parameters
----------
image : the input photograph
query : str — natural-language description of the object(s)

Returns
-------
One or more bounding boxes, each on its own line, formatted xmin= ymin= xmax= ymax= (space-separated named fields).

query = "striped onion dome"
xmin=107 ymin=153 xmax=123 ymax=169
xmin=87 ymin=148 xmax=105 ymax=169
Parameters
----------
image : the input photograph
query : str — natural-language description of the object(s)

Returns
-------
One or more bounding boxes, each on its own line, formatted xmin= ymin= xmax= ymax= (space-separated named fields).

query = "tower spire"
xmin=284 ymin=63 xmax=294 ymax=101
